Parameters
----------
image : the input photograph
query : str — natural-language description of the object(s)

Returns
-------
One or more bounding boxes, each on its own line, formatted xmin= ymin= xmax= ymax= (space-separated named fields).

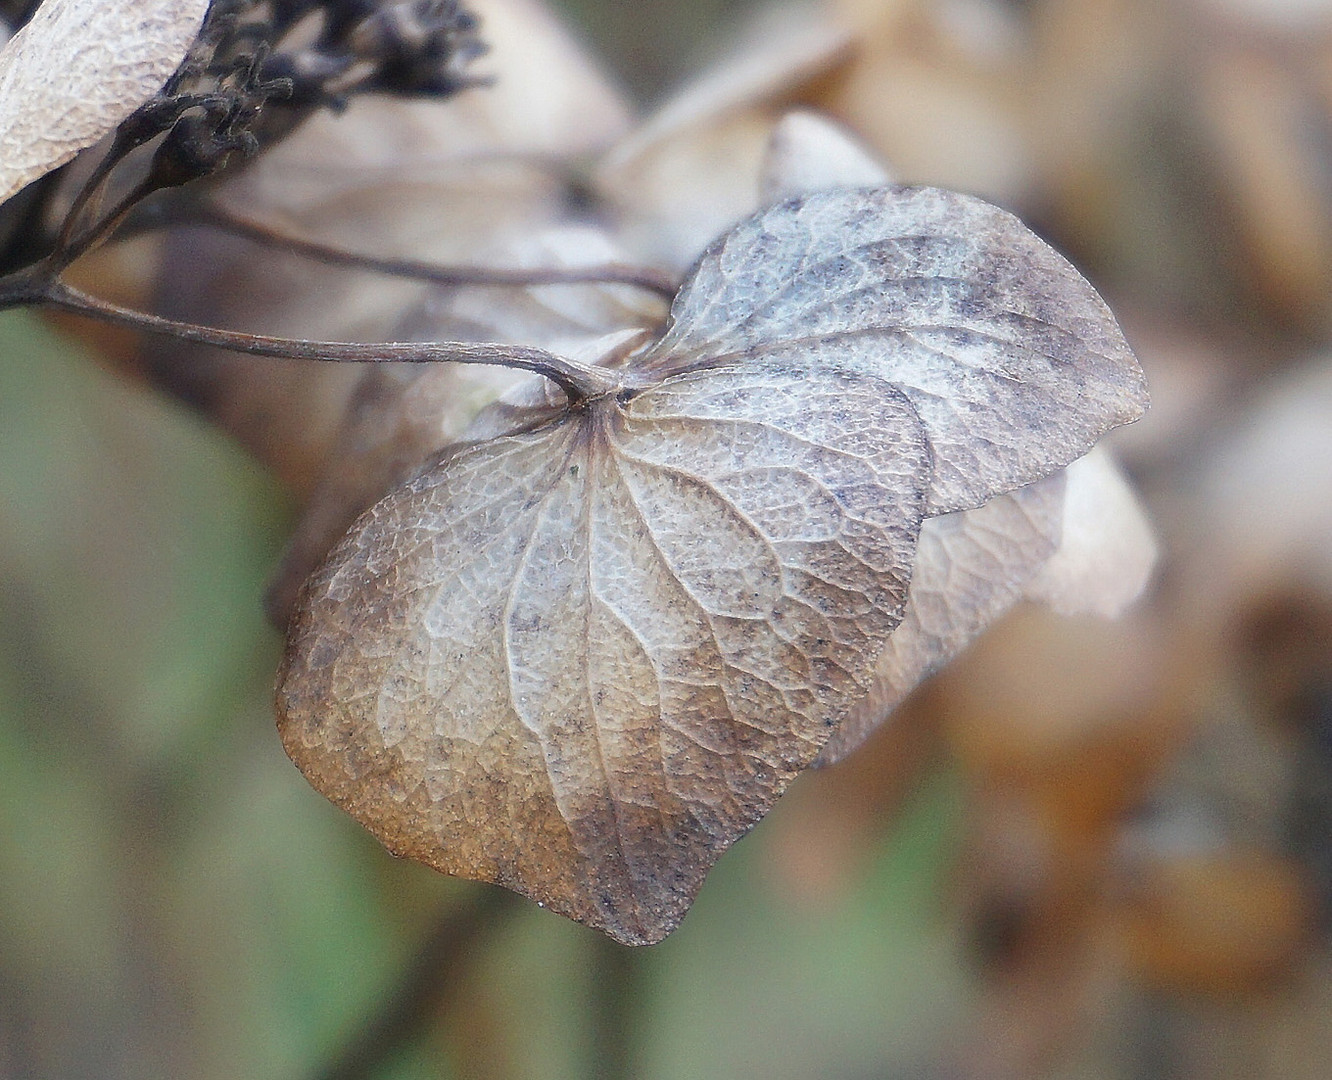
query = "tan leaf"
xmin=280 ymin=364 xmax=932 ymax=944
xmin=0 ymin=0 xmax=210 ymax=204
xmin=597 ymin=5 xmax=854 ymax=270
xmin=823 ymin=0 xmax=1033 ymax=203
xmin=277 ymin=186 xmax=1147 ymax=944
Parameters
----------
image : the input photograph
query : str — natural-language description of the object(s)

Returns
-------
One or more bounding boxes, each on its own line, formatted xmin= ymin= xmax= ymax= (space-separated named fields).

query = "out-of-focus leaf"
xmin=1193 ymin=37 xmax=1332 ymax=329
xmin=1120 ymin=851 xmax=1314 ymax=995
xmin=760 ymin=108 xmax=892 ymax=205
xmin=823 ymin=0 xmax=1032 ymax=202
xmin=597 ymin=5 xmax=854 ymax=270
xmin=0 ymin=0 xmax=209 ymax=203
xmin=1023 ymin=446 xmax=1156 ymax=617
xmin=1186 ymin=354 xmax=1332 ymax=605
xmin=818 ymin=475 xmax=1065 ymax=766
xmin=277 ymin=186 xmax=1146 ymax=943
xmin=1201 ymin=0 xmax=1332 ymax=30
xmin=606 ymin=5 xmax=852 ymax=164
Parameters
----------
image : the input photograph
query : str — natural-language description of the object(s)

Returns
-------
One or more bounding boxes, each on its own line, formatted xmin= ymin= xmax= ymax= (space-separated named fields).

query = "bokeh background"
xmin=3 ymin=0 xmax=1332 ymax=1077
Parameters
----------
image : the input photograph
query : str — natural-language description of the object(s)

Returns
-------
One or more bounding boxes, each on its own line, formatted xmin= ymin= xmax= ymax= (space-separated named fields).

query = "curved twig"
xmin=38 ymin=280 xmax=622 ymax=403
xmin=181 ymin=203 xmax=681 ymax=299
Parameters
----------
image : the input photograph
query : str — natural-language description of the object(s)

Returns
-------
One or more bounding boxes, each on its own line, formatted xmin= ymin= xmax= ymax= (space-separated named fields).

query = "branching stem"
xmin=37 ymin=280 xmax=622 ymax=402
xmin=54 ymin=176 xmax=161 ymax=270
xmin=189 ymin=203 xmax=680 ymax=298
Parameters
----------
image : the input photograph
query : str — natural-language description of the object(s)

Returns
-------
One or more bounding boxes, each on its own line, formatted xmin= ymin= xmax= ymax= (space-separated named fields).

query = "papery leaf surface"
xmin=278 ymin=185 xmax=1148 ymax=943
xmin=817 ymin=474 xmax=1065 ymax=765
xmin=639 ymin=186 xmax=1148 ymax=513
xmin=280 ymin=365 xmax=931 ymax=943
xmin=816 ymin=449 xmax=1157 ymax=766
xmin=0 ymin=0 xmax=209 ymax=203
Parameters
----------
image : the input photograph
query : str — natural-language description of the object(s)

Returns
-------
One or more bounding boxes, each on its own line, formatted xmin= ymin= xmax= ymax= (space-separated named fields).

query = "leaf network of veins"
xmin=643 ymin=320 xmax=1092 ymax=388
xmin=419 ymin=406 xmax=892 ymax=746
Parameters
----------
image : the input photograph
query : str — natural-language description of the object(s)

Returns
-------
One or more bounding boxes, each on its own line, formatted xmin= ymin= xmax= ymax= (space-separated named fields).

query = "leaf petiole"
xmin=36 ymin=280 xmax=622 ymax=402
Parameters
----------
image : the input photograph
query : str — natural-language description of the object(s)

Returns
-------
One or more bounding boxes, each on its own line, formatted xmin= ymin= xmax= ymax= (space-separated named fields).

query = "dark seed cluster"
xmin=143 ymin=0 xmax=486 ymax=184
xmin=213 ymin=0 xmax=486 ymax=110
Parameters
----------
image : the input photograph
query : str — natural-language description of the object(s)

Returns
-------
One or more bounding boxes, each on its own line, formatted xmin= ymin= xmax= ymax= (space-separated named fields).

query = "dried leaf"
xmin=281 ymin=364 xmax=932 ymax=944
xmin=277 ymin=186 xmax=1147 ymax=943
xmin=638 ymin=186 xmax=1147 ymax=514
xmin=760 ymin=109 xmax=892 ymax=206
xmin=756 ymin=122 xmax=1153 ymax=763
xmin=1023 ymin=446 xmax=1156 ymax=617
xmin=817 ymin=474 xmax=1065 ymax=766
xmin=0 ymin=0 xmax=209 ymax=204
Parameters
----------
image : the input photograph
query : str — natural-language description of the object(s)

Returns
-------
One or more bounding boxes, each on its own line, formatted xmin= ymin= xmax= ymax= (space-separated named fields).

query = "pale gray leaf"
xmin=1022 ymin=446 xmax=1157 ymax=617
xmin=277 ymin=181 xmax=1151 ymax=945
xmin=637 ymin=186 xmax=1148 ymax=514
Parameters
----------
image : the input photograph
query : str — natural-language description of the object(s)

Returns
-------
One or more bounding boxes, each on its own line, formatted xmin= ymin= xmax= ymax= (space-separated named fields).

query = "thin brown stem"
xmin=51 ymin=142 xmax=125 ymax=259
xmin=52 ymin=169 xmax=110 ymax=260
xmin=38 ymin=280 xmax=622 ymax=402
xmin=191 ymin=203 xmax=680 ymax=299
xmin=49 ymin=97 xmax=196 ymax=261
xmin=54 ymin=176 xmax=160 ymax=270
xmin=312 ymin=885 xmax=525 ymax=1080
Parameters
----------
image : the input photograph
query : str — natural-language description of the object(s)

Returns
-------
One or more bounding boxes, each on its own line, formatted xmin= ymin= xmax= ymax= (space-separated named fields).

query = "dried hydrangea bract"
xmin=0 ymin=0 xmax=210 ymax=203
xmin=277 ymin=186 xmax=1148 ymax=944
